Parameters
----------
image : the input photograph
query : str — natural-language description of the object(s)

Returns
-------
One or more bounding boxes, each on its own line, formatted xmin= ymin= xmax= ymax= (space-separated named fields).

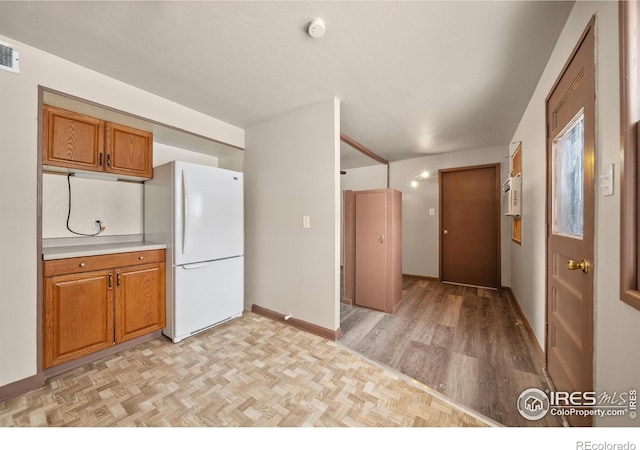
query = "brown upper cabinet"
xmin=43 ymin=105 xmax=153 ymax=180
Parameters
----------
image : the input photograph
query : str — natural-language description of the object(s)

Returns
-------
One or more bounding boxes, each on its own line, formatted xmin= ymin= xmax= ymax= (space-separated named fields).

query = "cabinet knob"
xmin=138 ymin=256 xmax=144 ymax=260
xmin=79 ymin=262 xmax=86 ymax=268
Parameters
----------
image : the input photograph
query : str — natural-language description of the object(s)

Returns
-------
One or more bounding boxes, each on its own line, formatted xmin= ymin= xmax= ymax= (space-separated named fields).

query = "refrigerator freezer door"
xmin=173 ymin=162 xmax=244 ymax=266
xmin=170 ymin=256 xmax=244 ymax=343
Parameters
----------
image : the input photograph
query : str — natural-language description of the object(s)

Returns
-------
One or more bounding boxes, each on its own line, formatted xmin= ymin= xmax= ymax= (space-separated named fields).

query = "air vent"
xmin=0 ymin=44 xmax=20 ymax=73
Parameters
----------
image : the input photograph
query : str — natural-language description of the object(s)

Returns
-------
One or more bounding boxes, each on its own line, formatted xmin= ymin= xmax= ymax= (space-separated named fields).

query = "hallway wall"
xmin=510 ymin=1 xmax=639 ymax=426
xmin=389 ymin=145 xmax=510 ymax=284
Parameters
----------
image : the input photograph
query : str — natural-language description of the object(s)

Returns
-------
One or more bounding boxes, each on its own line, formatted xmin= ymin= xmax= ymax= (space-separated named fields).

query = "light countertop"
xmin=42 ymin=241 xmax=167 ymax=260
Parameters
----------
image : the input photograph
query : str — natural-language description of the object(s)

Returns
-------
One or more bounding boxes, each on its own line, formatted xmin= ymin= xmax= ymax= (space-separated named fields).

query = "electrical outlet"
xmin=92 ymin=218 xmax=103 ymax=231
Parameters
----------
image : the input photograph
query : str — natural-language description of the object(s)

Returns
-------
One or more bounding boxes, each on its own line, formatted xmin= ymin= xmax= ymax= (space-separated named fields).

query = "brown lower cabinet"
xmin=43 ymin=250 xmax=165 ymax=369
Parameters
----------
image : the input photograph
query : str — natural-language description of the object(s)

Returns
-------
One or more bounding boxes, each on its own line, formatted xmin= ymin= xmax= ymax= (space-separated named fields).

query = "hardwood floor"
xmin=0 ymin=312 xmax=489 ymax=427
xmin=339 ymin=278 xmax=564 ymax=427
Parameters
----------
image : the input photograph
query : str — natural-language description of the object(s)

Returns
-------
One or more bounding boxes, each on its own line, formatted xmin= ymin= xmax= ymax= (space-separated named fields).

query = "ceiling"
xmin=0 ymin=1 xmax=574 ymax=169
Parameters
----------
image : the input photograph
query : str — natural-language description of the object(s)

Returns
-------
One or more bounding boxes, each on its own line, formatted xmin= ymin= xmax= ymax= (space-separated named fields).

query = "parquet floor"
xmin=340 ymin=278 xmax=564 ymax=427
xmin=0 ymin=312 xmax=489 ymax=427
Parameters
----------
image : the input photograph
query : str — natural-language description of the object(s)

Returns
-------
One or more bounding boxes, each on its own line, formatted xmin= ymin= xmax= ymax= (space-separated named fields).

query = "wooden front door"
xmin=439 ymin=164 xmax=501 ymax=288
xmin=546 ymin=19 xmax=595 ymax=427
xmin=354 ymin=191 xmax=387 ymax=311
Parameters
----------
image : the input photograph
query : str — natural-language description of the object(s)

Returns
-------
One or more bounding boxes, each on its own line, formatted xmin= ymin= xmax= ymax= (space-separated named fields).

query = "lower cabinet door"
xmin=114 ymin=262 xmax=165 ymax=343
xmin=44 ymin=270 xmax=114 ymax=369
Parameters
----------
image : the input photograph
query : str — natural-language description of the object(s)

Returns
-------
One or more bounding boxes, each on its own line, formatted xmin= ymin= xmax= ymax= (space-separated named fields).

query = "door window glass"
xmin=552 ymin=110 xmax=584 ymax=239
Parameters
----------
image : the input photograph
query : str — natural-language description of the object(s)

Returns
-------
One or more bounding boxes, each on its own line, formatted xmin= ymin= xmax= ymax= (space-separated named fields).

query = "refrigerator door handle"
xmin=181 ymin=262 xmax=210 ymax=270
xmin=182 ymin=170 xmax=190 ymax=255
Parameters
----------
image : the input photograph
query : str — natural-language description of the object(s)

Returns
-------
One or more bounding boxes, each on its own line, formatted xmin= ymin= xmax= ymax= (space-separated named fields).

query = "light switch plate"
xmin=600 ymin=163 xmax=614 ymax=197
xmin=429 ymin=208 xmax=435 ymax=216
xmin=303 ymin=216 xmax=311 ymax=229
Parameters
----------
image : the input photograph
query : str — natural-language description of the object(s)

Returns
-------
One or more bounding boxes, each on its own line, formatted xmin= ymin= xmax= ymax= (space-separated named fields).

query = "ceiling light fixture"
xmin=308 ymin=18 xmax=326 ymax=38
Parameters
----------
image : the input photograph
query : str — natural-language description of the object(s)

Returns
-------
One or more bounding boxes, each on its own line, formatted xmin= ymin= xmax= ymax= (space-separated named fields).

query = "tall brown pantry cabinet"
xmin=343 ymin=188 xmax=402 ymax=314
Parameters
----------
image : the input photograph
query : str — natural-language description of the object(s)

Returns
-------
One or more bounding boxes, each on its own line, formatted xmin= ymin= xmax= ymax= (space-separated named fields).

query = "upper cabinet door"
xmin=43 ymin=105 xmax=105 ymax=172
xmin=105 ymin=122 xmax=153 ymax=179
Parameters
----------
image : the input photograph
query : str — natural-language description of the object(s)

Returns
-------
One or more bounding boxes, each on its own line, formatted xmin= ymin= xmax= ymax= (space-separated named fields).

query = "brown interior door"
xmin=439 ymin=164 xmax=500 ymax=288
xmin=546 ymin=19 xmax=595 ymax=427
xmin=354 ymin=191 xmax=387 ymax=311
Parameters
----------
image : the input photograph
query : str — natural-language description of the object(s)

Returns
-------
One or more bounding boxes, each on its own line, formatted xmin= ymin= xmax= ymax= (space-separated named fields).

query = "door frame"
xmin=544 ymin=16 xmax=596 ymax=396
xmin=438 ymin=163 xmax=502 ymax=287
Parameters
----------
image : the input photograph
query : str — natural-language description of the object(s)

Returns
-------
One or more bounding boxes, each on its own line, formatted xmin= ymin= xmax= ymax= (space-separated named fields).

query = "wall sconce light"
xmin=411 ymin=171 xmax=429 ymax=188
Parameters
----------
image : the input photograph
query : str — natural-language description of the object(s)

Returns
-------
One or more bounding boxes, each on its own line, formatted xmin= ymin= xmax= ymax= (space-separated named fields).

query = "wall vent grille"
xmin=0 ymin=44 xmax=20 ymax=73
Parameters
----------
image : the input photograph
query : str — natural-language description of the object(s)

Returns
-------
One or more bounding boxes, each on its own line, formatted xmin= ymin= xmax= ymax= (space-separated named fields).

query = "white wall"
xmin=42 ymin=174 xmax=144 ymax=239
xmin=152 ymin=142 xmax=219 ymax=168
xmin=340 ymin=163 xmax=387 ymax=192
xmin=510 ymin=2 xmax=640 ymax=426
xmin=218 ymin=151 xmax=245 ymax=173
xmin=245 ymin=98 xmax=340 ymax=332
xmin=0 ymin=34 xmax=243 ymax=389
xmin=389 ymin=146 xmax=510 ymax=282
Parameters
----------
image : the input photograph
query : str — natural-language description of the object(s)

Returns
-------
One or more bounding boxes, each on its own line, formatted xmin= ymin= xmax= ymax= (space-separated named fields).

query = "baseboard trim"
xmin=402 ymin=273 xmax=440 ymax=282
xmin=43 ymin=331 xmax=163 ymax=379
xmin=502 ymin=286 xmax=545 ymax=367
xmin=0 ymin=331 xmax=164 ymax=403
xmin=251 ymin=304 xmax=341 ymax=341
xmin=0 ymin=372 xmax=45 ymax=403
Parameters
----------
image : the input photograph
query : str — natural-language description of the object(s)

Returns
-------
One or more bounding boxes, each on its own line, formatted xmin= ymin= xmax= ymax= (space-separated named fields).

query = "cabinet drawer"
xmin=44 ymin=249 xmax=165 ymax=277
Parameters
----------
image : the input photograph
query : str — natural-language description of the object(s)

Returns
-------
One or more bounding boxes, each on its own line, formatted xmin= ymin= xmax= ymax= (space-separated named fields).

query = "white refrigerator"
xmin=144 ymin=161 xmax=244 ymax=343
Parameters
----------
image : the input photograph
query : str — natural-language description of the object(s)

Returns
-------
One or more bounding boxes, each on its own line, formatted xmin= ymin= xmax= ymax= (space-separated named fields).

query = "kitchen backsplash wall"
xmin=42 ymin=144 xmax=224 ymax=240
xmin=42 ymin=173 xmax=144 ymax=239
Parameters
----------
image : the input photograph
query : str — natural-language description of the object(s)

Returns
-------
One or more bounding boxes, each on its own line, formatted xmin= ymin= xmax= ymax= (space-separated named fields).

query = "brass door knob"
xmin=567 ymin=259 xmax=589 ymax=273
xmin=443 ymin=229 xmax=448 ymax=235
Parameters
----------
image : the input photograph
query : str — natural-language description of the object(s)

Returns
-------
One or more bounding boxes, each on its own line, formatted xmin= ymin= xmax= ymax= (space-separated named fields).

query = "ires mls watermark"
xmin=517 ymin=387 xmax=638 ymax=420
